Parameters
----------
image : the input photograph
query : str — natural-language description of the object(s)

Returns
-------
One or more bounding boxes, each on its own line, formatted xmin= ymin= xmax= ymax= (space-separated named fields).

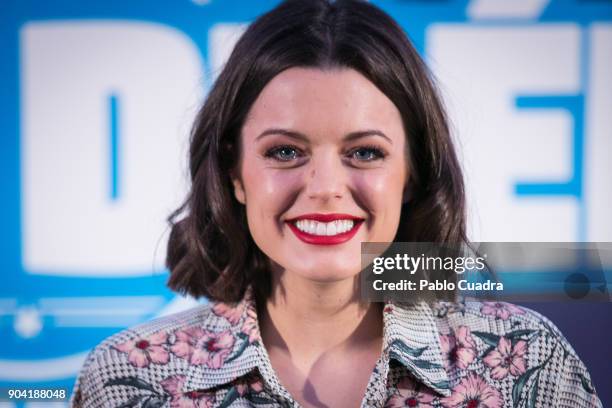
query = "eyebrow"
xmin=255 ymin=128 xmax=393 ymax=144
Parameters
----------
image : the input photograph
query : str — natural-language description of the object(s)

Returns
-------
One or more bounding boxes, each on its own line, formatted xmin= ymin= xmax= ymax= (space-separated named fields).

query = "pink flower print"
xmin=439 ymin=333 xmax=456 ymax=368
xmin=241 ymin=305 xmax=260 ymax=344
xmin=441 ymin=373 xmax=503 ymax=408
xmin=440 ymin=326 xmax=477 ymax=370
xmin=480 ymin=302 xmax=525 ymax=321
xmin=191 ymin=329 xmax=235 ymax=368
xmin=113 ymin=331 xmax=169 ymax=368
xmin=248 ymin=378 xmax=264 ymax=394
xmin=483 ymin=337 xmax=527 ymax=380
xmin=171 ymin=326 xmax=206 ymax=361
xmin=212 ymin=302 xmax=244 ymax=325
xmin=171 ymin=321 xmax=251 ymax=368
xmin=386 ymin=377 xmax=435 ymax=408
xmin=171 ymin=327 xmax=236 ymax=368
xmin=160 ymin=375 xmax=215 ymax=408
xmin=235 ymin=371 xmax=265 ymax=396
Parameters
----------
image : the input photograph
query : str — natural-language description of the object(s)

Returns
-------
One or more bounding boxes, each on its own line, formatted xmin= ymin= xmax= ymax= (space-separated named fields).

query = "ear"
xmin=231 ymin=172 xmax=246 ymax=205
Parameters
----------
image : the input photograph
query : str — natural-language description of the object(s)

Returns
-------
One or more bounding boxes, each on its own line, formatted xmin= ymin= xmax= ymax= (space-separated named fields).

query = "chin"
xmin=290 ymin=260 xmax=362 ymax=283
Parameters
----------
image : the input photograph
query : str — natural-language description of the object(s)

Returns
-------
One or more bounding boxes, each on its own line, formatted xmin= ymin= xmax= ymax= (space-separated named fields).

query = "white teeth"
xmin=293 ymin=219 xmax=356 ymax=236
xmin=316 ymin=222 xmax=326 ymax=236
xmin=341 ymin=220 xmax=353 ymax=233
xmin=309 ymin=220 xmax=316 ymax=232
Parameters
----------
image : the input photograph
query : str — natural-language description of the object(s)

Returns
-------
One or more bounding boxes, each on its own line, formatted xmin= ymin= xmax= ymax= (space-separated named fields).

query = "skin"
xmin=231 ymin=67 xmax=409 ymax=408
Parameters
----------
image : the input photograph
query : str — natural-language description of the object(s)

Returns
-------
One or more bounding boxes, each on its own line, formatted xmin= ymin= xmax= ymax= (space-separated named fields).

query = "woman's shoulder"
xmin=429 ymin=300 xmax=601 ymax=407
xmin=70 ymin=301 xmax=248 ymax=407
xmin=92 ymin=302 xmax=220 ymax=351
xmin=429 ymin=300 xmax=583 ymax=361
xmin=392 ymin=299 xmax=567 ymax=338
xmin=80 ymin=302 xmax=222 ymax=365
xmin=432 ymin=300 xmax=571 ymax=341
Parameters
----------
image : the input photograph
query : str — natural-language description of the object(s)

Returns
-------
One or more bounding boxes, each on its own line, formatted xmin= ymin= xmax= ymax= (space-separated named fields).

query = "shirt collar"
xmin=182 ymin=287 xmax=261 ymax=393
xmin=383 ymin=301 xmax=451 ymax=396
xmin=183 ymin=288 xmax=450 ymax=397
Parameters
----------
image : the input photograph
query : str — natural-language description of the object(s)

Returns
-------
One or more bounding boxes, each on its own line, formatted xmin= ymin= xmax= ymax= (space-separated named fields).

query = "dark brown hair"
xmin=166 ymin=0 xmax=466 ymax=302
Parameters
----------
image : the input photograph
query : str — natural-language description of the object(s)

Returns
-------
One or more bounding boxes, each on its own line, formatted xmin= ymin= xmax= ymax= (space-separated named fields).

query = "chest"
xmin=268 ymin=349 xmax=383 ymax=408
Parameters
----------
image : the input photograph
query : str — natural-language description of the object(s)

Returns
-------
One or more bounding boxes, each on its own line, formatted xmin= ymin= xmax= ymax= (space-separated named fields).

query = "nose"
xmin=304 ymin=151 xmax=347 ymax=201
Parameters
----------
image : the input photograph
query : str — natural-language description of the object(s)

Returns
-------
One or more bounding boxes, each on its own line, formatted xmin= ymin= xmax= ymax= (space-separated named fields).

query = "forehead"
xmin=242 ymin=67 xmax=404 ymax=141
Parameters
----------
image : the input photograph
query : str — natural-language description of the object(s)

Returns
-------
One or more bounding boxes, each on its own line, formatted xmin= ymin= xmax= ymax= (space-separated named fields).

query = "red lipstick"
xmin=286 ymin=213 xmax=364 ymax=245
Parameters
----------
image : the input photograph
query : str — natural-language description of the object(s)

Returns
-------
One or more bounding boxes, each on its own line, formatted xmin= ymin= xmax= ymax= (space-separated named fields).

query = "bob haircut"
xmin=166 ymin=0 xmax=466 ymax=302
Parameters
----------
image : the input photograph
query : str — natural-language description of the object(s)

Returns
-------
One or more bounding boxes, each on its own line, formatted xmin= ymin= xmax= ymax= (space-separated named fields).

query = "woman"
xmin=71 ymin=0 xmax=602 ymax=407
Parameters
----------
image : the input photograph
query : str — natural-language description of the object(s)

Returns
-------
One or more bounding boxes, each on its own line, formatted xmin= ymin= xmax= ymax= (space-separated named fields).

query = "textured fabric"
xmin=70 ymin=288 xmax=602 ymax=407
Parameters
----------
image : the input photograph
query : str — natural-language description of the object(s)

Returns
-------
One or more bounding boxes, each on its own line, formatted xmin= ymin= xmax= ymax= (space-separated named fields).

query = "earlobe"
xmin=232 ymin=177 xmax=246 ymax=205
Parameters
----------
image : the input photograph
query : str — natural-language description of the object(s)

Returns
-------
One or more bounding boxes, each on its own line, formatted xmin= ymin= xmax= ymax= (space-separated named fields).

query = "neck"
xmin=258 ymin=270 xmax=383 ymax=370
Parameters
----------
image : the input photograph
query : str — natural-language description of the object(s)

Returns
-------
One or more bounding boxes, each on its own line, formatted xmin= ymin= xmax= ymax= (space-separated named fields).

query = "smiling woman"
xmin=71 ymin=0 xmax=602 ymax=407
xmin=232 ymin=67 xmax=408 ymax=285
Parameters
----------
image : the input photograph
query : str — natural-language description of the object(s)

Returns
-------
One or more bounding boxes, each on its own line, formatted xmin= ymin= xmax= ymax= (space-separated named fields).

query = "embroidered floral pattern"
xmin=170 ymin=326 xmax=235 ymax=368
xmin=171 ymin=326 xmax=205 ymax=361
xmin=241 ymin=303 xmax=260 ymax=344
xmin=439 ymin=326 xmax=477 ymax=370
xmin=212 ymin=302 xmax=244 ymax=325
xmin=161 ymin=375 xmax=215 ymax=408
xmin=483 ymin=337 xmax=527 ymax=380
xmin=102 ymin=374 xmax=215 ymax=408
xmin=386 ymin=377 xmax=435 ymax=408
xmin=72 ymin=290 xmax=602 ymax=408
xmin=192 ymin=330 xmax=235 ymax=368
xmin=441 ymin=373 xmax=503 ymax=408
xmin=480 ymin=302 xmax=525 ymax=321
xmin=113 ymin=330 xmax=170 ymax=368
xmin=235 ymin=371 xmax=265 ymax=396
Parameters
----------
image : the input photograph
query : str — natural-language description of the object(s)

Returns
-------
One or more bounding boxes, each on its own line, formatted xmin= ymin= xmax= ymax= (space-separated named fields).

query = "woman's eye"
xmin=264 ymin=145 xmax=302 ymax=162
xmin=349 ymin=146 xmax=386 ymax=162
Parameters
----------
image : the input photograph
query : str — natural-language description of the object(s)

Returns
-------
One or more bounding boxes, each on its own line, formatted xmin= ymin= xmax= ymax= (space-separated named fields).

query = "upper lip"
xmin=286 ymin=213 xmax=364 ymax=222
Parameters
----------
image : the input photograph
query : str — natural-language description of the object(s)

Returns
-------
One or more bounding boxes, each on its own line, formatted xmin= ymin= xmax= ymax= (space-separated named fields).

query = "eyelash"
xmin=263 ymin=144 xmax=387 ymax=163
xmin=264 ymin=145 xmax=304 ymax=162
xmin=349 ymin=144 xmax=387 ymax=161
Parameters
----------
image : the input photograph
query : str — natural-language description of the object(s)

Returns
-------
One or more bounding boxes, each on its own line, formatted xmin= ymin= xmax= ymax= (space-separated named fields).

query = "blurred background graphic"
xmin=1 ymin=0 xmax=611 ymax=406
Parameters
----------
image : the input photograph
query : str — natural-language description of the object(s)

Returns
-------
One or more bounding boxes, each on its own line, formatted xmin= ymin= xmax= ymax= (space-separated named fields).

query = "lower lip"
xmin=286 ymin=220 xmax=364 ymax=245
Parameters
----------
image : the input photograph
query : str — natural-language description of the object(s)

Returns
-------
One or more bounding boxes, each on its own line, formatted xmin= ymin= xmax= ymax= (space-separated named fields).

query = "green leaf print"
xmin=512 ymin=366 xmax=540 ymax=408
xmin=472 ymin=331 xmax=500 ymax=347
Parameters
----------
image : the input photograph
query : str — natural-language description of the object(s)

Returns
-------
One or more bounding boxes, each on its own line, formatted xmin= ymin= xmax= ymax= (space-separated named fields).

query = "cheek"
xmin=351 ymin=167 xmax=406 ymax=217
xmin=242 ymin=166 xmax=303 ymax=226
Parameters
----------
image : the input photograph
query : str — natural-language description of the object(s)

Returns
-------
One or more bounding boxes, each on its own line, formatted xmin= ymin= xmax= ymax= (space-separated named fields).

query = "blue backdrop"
xmin=1 ymin=1 xmax=611 ymax=407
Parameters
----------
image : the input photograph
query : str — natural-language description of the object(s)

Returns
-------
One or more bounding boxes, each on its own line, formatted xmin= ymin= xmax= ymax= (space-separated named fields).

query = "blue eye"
xmin=350 ymin=146 xmax=386 ymax=161
xmin=264 ymin=145 xmax=301 ymax=162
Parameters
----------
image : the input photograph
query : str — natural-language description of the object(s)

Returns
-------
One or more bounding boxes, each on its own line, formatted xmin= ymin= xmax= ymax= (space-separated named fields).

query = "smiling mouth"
xmin=285 ymin=214 xmax=365 ymax=245
xmin=293 ymin=219 xmax=357 ymax=236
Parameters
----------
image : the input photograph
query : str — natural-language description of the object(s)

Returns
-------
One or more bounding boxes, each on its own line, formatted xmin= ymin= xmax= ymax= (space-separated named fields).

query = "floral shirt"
xmin=70 ymin=288 xmax=602 ymax=408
